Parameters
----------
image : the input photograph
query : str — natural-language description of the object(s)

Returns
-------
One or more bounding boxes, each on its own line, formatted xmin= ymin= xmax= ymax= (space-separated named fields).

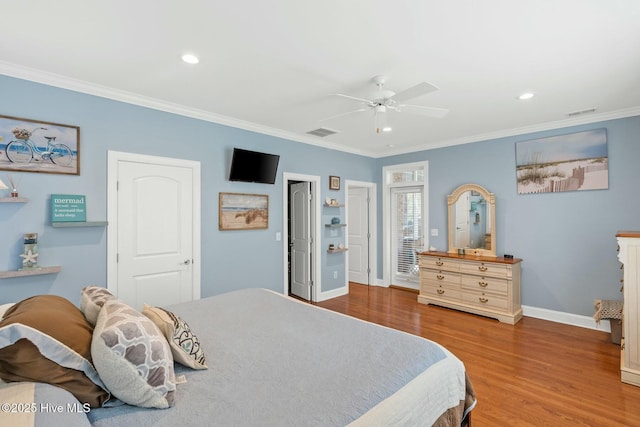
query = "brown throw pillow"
xmin=0 ymin=295 xmax=111 ymax=407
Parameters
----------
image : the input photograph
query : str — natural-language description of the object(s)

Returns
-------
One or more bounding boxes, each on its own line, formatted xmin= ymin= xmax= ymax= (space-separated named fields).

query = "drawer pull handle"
xmin=478 ymin=265 xmax=488 ymax=272
xmin=437 ymin=289 xmax=445 ymax=295
xmin=436 ymin=261 xmax=444 ymax=266
xmin=436 ymin=274 xmax=445 ymax=280
xmin=478 ymin=281 xmax=488 ymax=287
xmin=479 ymin=297 xmax=489 ymax=303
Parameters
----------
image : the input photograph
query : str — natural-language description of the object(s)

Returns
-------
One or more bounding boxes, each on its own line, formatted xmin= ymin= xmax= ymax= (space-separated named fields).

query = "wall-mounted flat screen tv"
xmin=229 ymin=148 xmax=280 ymax=184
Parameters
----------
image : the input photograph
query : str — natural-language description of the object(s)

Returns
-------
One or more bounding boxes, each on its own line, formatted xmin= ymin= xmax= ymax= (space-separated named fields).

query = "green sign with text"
xmin=51 ymin=194 xmax=86 ymax=222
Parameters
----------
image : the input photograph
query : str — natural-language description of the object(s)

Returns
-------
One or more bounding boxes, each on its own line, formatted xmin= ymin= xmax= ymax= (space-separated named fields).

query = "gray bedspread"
xmin=87 ymin=288 xmax=463 ymax=426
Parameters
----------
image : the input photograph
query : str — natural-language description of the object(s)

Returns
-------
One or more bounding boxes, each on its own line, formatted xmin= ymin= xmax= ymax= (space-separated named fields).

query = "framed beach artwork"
xmin=0 ymin=114 xmax=80 ymax=175
xmin=515 ymin=128 xmax=608 ymax=195
xmin=219 ymin=192 xmax=269 ymax=230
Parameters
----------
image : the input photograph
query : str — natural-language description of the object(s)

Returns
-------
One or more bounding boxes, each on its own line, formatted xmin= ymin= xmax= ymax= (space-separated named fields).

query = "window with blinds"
xmin=391 ymin=187 xmax=422 ymax=283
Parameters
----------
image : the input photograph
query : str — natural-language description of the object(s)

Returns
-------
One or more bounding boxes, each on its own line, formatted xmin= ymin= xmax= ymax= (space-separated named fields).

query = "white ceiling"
xmin=2 ymin=1 xmax=640 ymax=157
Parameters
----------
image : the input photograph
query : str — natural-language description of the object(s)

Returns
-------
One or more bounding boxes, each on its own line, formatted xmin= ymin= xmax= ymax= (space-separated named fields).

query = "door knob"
xmin=181 ymin=259 xmax=191 ymax=265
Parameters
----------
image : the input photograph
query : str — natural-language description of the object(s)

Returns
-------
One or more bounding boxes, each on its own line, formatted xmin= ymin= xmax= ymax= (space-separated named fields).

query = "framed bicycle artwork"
xmin=0 ymin=114 xmax=80 ymax=175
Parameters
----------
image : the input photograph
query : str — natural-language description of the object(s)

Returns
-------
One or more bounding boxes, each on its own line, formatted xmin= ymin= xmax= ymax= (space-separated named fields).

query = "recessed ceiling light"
xmin=181 ymin=54 xmax=199 ymax=64
xmin=382 ymin=126 xmax=392 ymax=132
xmin=518 ymin=92 xmax=535 ymax=100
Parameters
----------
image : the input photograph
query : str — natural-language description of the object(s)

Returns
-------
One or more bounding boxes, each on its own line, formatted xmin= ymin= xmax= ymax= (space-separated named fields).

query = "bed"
xmin=0 ymin=288 xmax=476 ymax=426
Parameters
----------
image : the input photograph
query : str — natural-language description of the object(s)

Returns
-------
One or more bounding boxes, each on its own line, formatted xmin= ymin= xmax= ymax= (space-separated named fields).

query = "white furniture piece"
xmin=617 ymin=231 xmax=640 ymax=387
xmin=418 ymin=251 xmax=522 ymax=324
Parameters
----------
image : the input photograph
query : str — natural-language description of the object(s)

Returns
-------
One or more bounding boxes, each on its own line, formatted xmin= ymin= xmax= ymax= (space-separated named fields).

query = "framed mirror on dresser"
xmin=418 ymin=183 xmax=522 ymax=324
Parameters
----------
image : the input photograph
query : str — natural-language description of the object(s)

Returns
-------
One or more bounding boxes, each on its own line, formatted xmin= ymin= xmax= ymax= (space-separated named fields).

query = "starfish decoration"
xmin=20 ymin=249 xmax=39 ymax=265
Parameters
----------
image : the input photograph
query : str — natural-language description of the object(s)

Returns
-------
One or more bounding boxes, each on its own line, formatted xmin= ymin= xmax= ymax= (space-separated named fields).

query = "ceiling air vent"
xmin=567 ymin=108 xmax=597 ymax=117
xmin=306 ymin=127 xmax=339 ymax=137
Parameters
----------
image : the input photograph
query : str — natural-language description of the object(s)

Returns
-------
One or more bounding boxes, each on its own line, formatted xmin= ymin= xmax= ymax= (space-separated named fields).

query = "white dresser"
xmin=617 ymin=231 xmax=640 ymax=387
xmin=417 ymin=251 xmax=522 ymax=324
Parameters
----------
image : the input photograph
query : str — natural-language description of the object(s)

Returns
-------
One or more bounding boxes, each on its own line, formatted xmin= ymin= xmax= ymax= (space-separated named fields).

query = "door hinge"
xmin=116 ymin=253 xmax=119 ymax=263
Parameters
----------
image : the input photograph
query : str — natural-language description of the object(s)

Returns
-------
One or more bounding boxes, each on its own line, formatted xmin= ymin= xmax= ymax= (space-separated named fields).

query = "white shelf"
xmin=51 ymin=221 xmax=108 ymax=228
xmin=325 ymin=223 xmax=346 ymax=228
xmin=0 ymin=197 xmax=28 ymax=203
xmin=0 ymin=266 xmax=62 ymax=279
xmin=324 ymin=203 xmax=344 ymax=207
xmin=327 ymin=248 xmax=348 ymax=253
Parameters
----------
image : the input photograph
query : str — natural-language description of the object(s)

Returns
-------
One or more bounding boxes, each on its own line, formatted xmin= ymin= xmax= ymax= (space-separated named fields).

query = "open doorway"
xmin=282 ymin=173 xmax=321 ymax=302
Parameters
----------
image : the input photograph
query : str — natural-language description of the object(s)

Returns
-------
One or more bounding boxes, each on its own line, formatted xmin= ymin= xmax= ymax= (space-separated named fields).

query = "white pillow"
xmin=91 ymin=299 xmax=176 ymax=408
xmin=0 ymin=303 xmax=15 ymax=319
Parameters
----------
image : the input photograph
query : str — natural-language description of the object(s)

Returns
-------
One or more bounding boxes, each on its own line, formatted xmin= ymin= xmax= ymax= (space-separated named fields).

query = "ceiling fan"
xmin=325 ymin=75 xmax=449 ymax=133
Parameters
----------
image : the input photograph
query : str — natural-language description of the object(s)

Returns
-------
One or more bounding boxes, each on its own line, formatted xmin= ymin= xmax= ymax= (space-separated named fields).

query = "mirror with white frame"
xmin=447 ymin=183 xmax=496 ymax=257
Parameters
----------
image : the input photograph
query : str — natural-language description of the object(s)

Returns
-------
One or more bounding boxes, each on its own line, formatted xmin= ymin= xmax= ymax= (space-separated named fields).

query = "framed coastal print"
xmin=0 ymin=114 xmax=80 ymax=175
xmin=515 ymin=128 xmax=608 ymax=195
xmin=219 ymin=192 xmax=269 ymax=230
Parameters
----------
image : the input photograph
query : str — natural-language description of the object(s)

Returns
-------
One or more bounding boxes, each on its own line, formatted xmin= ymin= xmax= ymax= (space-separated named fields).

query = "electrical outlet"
xmin=333 ymin=271 xmax=338 ymax=279
xmin=431 ymin=228 xmax=438 ymax=236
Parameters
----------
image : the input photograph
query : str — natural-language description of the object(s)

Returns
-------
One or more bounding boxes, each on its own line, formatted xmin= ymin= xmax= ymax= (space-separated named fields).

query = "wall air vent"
xmin=567 ymin=108 xmax=597 ymax=117
xmin=306 ymin=127 xmax=339 ymax=137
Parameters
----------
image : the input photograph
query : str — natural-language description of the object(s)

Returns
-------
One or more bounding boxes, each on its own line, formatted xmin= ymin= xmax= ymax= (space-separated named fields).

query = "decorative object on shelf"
xmin=19 ymin=233 xmax=39 ymax=270
xmin=219 ymin=192 xmax=269 ymax=230
xmin=331 ymin=217 xmax=340 ymax=225
xmin=338 ymin=243 xmax=345 ymax=250
xmin=7 ymin=174 xmax=21 ymax=198
xmin=51 ymin=194 xmax=87 ymax=223
xmin=329 ymin=244 xmax=335 ymax=251
xmin=0 ymin=114 xmax=80 ymax=175
xmin=0 ymin=177 xmax=7 ymax=195
xmin=329 ymin=175 xmax=340 ymax=191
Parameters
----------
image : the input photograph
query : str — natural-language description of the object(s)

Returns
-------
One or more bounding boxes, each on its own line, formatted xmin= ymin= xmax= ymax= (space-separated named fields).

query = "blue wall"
xmin=1 ymin=74 xmax=639 ymax=318
xmin=378 ymin=116 xmax=640 ymax=316
xmin=0 ymin=75 xmax=375 ymax=305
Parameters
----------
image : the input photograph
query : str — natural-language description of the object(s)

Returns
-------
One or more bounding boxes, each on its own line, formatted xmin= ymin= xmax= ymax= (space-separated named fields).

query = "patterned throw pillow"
xmin=80 ymin=286 xmax=116 ymax=326
xmin=142 ymin=305 xmax=207 ymax=370
xmin=91 ymin=299 xmax=176 ymax=408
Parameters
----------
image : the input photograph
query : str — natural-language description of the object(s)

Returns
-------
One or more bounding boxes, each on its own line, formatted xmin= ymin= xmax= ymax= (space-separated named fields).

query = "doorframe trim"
xmin=345 ymin=180 xmax=378 ymax=287
xmin=282 ymin=172 xmax=321 ymax=302
xmin=107 ymin=150 xmax=201 ymax=299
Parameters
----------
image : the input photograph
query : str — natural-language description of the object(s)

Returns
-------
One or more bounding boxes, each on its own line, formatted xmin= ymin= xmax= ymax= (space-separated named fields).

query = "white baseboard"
xmin=522 ymin=305 xmax=612 ymax=332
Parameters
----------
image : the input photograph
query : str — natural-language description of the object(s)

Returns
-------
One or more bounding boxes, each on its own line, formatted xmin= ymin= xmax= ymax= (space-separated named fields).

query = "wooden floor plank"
xmin=317 ymin=283 xmax=640 ymax=426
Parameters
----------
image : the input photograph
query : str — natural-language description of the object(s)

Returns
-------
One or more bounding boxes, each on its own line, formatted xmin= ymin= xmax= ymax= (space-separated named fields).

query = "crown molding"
xmin=0 ymin=61 xmax=371 ymax=157
xmin=2 ymin=61 xmax=638 ymax=159
xmin=375 ymin=106 xmax=640 ymax=158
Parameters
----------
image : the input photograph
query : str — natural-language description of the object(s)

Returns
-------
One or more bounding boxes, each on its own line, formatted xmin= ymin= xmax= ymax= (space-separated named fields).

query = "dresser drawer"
xmin=459 ymin=260 xmax=509 ymax=278
xmin=461 ymin=275 xmax=508 ymax=295
xmin=420 ymin=268 xmax=461 ymax=286
xmin=421 ymin=283 xmax=461 ymax=301
xmin=419 ymin=256 xmax=460 ymax=271
xmin=462 ymin=291 xmax=508 ymax=310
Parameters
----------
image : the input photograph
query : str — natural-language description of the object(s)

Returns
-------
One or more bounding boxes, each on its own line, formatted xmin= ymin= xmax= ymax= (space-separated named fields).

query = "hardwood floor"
xmin=317 ymin=283 xmax=640 ymax=426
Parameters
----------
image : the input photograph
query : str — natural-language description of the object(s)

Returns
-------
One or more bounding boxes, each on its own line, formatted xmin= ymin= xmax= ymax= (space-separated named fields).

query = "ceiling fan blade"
xmin=390 ymin=82 xmax=439 ymax=103
xmin=333 ymin=93 xmax=375 ymax=105
xmin=319 ymin=107 xmax=369 ymax=122
xmin=396 ymin=104 xmax=449 ymax=118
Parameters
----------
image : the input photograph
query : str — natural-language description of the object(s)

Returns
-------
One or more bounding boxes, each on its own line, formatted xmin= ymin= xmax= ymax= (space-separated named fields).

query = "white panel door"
xmin=290 ymin=182 xmax=311 ymax=300
xmin=348 ymin=187 xmax=369 ymax=285
xmin=116 ymin=160 xmax=194 ymax=310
